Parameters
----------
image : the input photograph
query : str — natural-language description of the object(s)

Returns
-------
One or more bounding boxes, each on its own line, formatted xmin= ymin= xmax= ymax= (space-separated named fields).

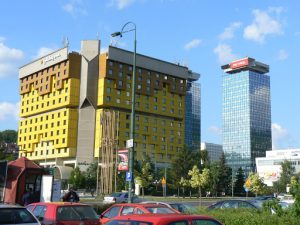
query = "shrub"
xmin=193 ymin=207 xmax=299 ymax=225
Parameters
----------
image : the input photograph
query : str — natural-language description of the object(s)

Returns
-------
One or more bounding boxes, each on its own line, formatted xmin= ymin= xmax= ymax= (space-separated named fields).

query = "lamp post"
xmin=111 ymin=22 xmax=136 ymax=203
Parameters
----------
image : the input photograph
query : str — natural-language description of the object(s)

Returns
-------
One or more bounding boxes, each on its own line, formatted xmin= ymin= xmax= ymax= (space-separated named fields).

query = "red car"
xmin=100 ymin=203 xmax=180 ymax=224
xmin=26 ymin=202 xmax=99 ymax=225
xmin=106 ymin=214 xmax=223 ymax=225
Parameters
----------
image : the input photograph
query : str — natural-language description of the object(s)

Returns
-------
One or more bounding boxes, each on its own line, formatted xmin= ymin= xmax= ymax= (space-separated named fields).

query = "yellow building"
xmin=18 ymin=40 xmax=199 ymax=170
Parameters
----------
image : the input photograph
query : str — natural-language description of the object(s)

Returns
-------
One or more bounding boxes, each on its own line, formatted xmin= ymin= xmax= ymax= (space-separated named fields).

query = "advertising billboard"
xmin=117 ymin=149 xmax=128 ymax=171
xmin=230 ymin=58 xmax=249 ymax=69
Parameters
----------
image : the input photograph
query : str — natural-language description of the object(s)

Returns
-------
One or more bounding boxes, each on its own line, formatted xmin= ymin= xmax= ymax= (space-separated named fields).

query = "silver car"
xmin=103 ymin=192 xmax=141 ymax=203
xmin=0 ymin=204 xmax=40 ymax=225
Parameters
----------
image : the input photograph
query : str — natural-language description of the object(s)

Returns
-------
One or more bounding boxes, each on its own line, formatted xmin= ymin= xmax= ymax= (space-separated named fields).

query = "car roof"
xmin=0 ymin=204 xmax=25 ymax=209
xmin=112 ymin=203 xmax=171 ymax=207
xmin=28 ymin=202 xmax=88 ymax=206
xmin=113 ymin=214 xmax=218 ymax=222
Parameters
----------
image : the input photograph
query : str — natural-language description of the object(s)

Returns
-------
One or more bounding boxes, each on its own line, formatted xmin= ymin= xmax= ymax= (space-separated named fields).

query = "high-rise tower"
xmin=221 ymin=57 xmax=272 ymax=174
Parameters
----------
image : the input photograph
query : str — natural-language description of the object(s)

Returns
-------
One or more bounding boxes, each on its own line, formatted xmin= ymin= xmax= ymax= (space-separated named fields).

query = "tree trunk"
xmin=199 ymin=187 xmax=202 ymax=206
xmin=183 ymin=187 xmax=185 ymax=198
xmin=142 ymin=187 xmax=144 ymax=198
xmin=177 ymin=187 xmax=179 ymax=198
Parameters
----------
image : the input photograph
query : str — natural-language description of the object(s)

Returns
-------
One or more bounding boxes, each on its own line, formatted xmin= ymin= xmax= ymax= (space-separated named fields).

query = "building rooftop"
xmin=221 ymin=57 xmax=269 ymax=74
xmin=105 ymin=46 xmax=200 ymax=81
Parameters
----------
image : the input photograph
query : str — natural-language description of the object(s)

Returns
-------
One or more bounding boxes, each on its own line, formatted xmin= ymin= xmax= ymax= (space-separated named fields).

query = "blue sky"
xmin=0 ymin=0 xmax=299 ymax=149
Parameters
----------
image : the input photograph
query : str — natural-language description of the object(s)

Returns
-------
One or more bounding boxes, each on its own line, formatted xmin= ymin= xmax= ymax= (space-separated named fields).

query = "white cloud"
xmin=277 ymin=49 xmax=288 ymax=61
xmin=184 ymin=39 xmax=202 ymax=50
xmin=107 ymin=0 xmax=136 ymax=10
xmin=243 ymin=9 xmax=283 ymax=43
xmin=33 ymin=47 xmax=57 ymax=60
xmin=213 ymin=43 xmax=238 ymax=64
xmin=0 ymin=40 xmax=25 ymax=78
xmin=62 ymin=0 xmax=87 ymax=16
xmin=0 ymin=102 xmax=19 ymax=122
xmin=272 ymin=123 xmax=289 ymax=149
xmin=219 ymin=22 xmax=242 ymax=40
xmin=208 ymin=126 xmax=222 ymax=135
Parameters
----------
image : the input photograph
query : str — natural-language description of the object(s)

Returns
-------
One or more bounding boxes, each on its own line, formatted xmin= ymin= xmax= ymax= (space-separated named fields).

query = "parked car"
xmin=106 ymin=214 xmax=223 ymax=225
xmin=141 ymin=201 xmax=196 ymax=213
xmin=207 ymin=199 xmax=258 ymax=210
xmin=103 ymin=192 xmax=141 ymax=204
xmin=249 ymin=196 xmax=276 ymax=208
xmin=26 ymin=202 xmax=99 ymax=225
xmin=100 ymin=203 xmax=180 ymax=224
xmin=280 ymin=194 xmax=294 ymax=204
xmin=0 ymin=204 xmax=40 ymax=225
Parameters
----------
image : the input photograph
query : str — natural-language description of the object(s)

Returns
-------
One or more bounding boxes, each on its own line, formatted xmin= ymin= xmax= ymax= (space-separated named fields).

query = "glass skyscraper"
xmin=221 ymin=58 xmax=272 ymax=174
xmin=185 ymin=81 xmax=201 ymax=151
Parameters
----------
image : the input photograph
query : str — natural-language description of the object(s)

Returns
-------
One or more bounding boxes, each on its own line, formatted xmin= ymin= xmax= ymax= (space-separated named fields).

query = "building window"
xmin=106 ymin=96 xmax=111 ymax=102
xmin=116 ymin=98 xmax=120 ymax=103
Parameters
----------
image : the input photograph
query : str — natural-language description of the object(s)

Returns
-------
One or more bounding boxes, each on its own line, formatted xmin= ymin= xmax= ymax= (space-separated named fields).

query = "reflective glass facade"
xmin=185 ymin=82 xmax=201 ymax=150
xmin=222 ymin=70 xmax=272 ymax=174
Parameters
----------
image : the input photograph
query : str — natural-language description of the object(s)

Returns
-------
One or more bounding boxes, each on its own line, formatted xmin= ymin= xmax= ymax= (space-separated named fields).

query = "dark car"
xmin=207 ymin=199 xmax=258 ymax=210
xmin=249 ymin=196 xmax=276 ymax=208
xmin=0 ymin=204 xmax=40 ymax=225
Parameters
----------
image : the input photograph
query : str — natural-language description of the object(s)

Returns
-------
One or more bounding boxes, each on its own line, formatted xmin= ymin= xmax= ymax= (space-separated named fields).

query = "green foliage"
xmin=217 ymin=153 xmax=232 ymax=195
xmin=69 ymin=167 xmax=86 ymax=189
xmin=234 ymin=167 xmax=245 ymax=196
xmin=188 ymin=166 xmax=210 ymax=198
xmin=273 ymin=160 xmax=295 ymax=193
xmin=0 ymin=130 xmax=17 ymax=143
xmin=289 ymin=176 xmax=300 ymax=217
xmin=179 ymin=177 xmax=190 ymax=197
xmin=208 ymin=162 xmax=220 ymax=196
xmin=245 ymin=172 xmax=266 ymax=196
xmin=170 ymin=146 xmax=200 ymax=190
xmin=194 ymin=207 xmax=300 ymax=225
xmin=85 ymin=162 xmax=97 ymax=192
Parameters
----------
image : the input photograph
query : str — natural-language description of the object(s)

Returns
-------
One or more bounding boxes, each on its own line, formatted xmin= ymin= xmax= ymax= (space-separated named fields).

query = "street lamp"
xmin=111 ymin=22 xmax=136 ymax=203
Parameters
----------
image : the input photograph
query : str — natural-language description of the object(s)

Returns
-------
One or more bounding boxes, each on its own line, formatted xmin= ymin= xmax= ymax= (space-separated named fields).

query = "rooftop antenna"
xmin=63 ymin=37 xmax=69 ymax=48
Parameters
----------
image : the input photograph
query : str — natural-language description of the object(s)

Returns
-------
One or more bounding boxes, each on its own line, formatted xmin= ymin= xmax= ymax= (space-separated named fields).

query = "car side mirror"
xmin=100 ymin=214 xmax=104 ymax=219
xmin=37 ymin=216 xmax=44 ymax=221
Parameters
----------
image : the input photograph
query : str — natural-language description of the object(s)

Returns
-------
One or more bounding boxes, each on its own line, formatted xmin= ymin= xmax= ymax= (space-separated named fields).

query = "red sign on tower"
xmin=230 ymin=58 xmax=249 ymax=69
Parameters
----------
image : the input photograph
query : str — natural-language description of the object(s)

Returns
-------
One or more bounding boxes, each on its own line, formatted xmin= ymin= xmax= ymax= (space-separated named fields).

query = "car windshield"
xmin=57 ymin=206 xmax=98 ymax=220
xmin=145 ymin=207 xmax=176 ymax=214
xmin=107 ymin=220 xmax=153 ymax=225
xmin=0 ymin=208 xmax=38 ymax=224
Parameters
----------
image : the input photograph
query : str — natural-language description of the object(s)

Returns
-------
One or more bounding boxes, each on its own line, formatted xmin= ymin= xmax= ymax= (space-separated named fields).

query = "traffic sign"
xmin=126 ymin=172 xmax=132 ymax=181
xmin=126 ymin=139 xmax=133 ymax=148
xmin=162 ymin=177 xmax=166 ymax=185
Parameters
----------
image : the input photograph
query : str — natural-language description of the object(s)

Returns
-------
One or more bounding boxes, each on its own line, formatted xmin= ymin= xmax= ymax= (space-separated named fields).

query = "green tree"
xmin=234 ymin=167 xmax=245 ymax=196
xmin=273 ymin=160 xmax=295 ymax=193
xmin=290 ymin=176 xmax=300 ymax=217
xmin=135 ymin=155 xmax=154 ymax=197
xmin=245 ymin=172 xmax=266 ymax=196
xmin=209 ymin=162 xmax=220 ymax=196
xmin=0 ymin=130 xmax=17 ymax=143
xmin=188 ymin=165 xmax=210 ymax=202
xmin=179 ymin=177 xmax=190 ymax=198
xmin=169 ymin=146 xmax=199 ymax=193
xmin=85 ymin=162 xmax=97 ymax=195
xmin=69 ymin=167 xmax=86 ymax=189
xmin=217 ymin=153 xmax=232 ymax=195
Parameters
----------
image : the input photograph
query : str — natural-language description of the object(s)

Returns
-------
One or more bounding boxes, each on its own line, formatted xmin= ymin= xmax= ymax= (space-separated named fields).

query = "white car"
xmin=280 ymin=194 xmax=294 ymax=204
xmin=0 ymin=204 xmax=40 ymax=225
xmin=103 ymin=192 xmax=141 ymax=203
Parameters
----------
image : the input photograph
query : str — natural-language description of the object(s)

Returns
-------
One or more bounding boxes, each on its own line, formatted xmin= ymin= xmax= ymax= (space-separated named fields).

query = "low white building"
xmin=201 ymin=142 xmax=223 ymax=162
xmin=256 ymin=148 xmax=300 ymax=186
